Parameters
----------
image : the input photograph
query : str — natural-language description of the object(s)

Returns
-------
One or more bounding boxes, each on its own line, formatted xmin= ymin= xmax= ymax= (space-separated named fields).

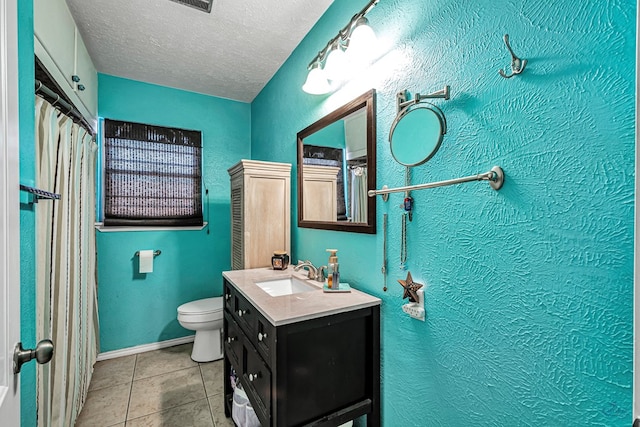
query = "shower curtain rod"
xmin=35 ymin=80 xmax=94 ymax=134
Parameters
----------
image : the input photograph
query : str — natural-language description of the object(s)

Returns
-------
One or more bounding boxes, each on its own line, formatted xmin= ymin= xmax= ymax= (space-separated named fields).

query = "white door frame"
xmin=0 ymin=0 xmax=22 ymax=424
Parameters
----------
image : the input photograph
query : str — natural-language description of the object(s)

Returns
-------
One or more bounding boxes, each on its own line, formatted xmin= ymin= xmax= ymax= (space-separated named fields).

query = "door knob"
xmin=13 ymin=339 xmax=54 ymax=374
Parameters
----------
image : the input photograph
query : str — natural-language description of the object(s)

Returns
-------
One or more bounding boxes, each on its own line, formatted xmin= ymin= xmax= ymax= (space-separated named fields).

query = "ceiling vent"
xmin=169 ymin=0 xmax=213 ymax=13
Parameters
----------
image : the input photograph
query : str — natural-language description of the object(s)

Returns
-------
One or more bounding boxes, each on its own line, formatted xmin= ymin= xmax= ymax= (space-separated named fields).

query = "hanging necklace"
xmin=400 ymin=212 xmax=407 ymax=270
xmin=382 ymin=213 xmax=388 ymax=291
xmin=400 ymin=166 xmax=410 ymax=269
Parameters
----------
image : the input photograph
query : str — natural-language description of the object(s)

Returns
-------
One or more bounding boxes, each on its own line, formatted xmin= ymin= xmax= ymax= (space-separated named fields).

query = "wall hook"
xmin=498 ymin=34 xmax=527 ymax=78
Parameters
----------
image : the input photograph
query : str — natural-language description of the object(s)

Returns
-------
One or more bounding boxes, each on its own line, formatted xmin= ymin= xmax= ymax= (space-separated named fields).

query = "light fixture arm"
xmin=306 ymin=0 xmax=380 ymax=70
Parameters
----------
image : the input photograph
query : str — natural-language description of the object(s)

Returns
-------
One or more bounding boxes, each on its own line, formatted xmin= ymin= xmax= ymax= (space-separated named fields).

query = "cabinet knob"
xmin=72 ymin=75 xmax=80 ymax=83
xmin=248 ymin=372 xmax=261 ymax=381
xmin=227 ymin=336 xmax=236 ymax=343
xmin=258 ymin=332 xmax=268 ymax=342
xmin=238 ymin=309 xmax=246 ymax=317
xmin=77 ymin=84 xmax=85 ymax=91
xmin=225 ymin=293 xmax=231 ymax=301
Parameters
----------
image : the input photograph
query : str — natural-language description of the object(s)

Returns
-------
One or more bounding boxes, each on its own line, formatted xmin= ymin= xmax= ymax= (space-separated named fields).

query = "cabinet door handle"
xmin=227 ymin=336 xmax=236 ymax=343
xmin=72 ymin=75 xmax=80 ymax=83
xmin=225 ymin=293 xmax=231 ymax=301
xmin=77 ymin=84 xmax=85 ymax=91
xmin=248 ymin=372 xmax=261 ymax=381
xmin=258 ymin=332 xmax=268 ymax=342
xmin=238 ymin=309 xmax=246 ymax=317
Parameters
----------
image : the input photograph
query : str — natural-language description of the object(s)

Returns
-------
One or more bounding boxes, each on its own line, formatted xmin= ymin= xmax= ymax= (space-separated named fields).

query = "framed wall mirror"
xmin=297 ymin=89 xmax=376 ymax=234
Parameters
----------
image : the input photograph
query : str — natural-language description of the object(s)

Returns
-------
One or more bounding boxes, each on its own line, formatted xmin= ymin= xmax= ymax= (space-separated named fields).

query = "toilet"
xmin=177 ymin=297 xmax=224 ymax=362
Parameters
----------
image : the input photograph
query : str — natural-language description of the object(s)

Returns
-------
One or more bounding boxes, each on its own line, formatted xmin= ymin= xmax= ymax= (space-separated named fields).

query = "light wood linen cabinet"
xmin=228 ymin=160 xmax=291 ymax=270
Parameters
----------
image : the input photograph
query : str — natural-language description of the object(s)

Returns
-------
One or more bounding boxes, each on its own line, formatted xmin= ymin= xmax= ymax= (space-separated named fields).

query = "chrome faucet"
xmin=294 ymin=260 xmax=326 ymax=282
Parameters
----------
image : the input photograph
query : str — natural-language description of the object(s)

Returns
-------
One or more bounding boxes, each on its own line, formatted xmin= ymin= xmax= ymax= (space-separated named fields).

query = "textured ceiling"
xmin=66 ymin=0 xmax=334 ymax=103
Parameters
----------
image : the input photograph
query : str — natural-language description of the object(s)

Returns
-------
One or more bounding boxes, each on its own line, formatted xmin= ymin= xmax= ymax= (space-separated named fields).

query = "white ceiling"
xmin=66 ymin=0 xmax=334 ymax=103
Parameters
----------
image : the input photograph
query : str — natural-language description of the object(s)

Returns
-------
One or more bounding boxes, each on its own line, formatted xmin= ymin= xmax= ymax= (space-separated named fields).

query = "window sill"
xmin=95 ymin=222 xmax=208 ymax=232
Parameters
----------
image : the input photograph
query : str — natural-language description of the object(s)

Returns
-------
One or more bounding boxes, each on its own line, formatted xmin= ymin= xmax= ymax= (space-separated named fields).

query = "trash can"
xmin=232 ymin=384 xmax=260 ymax=427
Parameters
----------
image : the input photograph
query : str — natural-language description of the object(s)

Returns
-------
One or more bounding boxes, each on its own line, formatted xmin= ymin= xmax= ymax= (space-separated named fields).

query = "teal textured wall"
xmin=97 ymin=75 xmax=251 ymax=352
xmin=252 ymin=0 xmax=635 ymax=425
xmin=305 ymin=119 xmax=345 ymax=149
xmin=18 ymin=0 xmax=37 ymax=423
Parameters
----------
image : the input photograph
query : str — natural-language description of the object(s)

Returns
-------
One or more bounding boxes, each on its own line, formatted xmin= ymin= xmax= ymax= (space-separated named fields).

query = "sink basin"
xmin=255 ymin=276 xmax=318 ymax=297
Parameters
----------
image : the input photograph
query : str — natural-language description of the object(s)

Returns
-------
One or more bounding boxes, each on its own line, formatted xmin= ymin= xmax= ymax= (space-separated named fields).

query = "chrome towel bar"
xmin=368 ymin=166 xmax=504 ymax=199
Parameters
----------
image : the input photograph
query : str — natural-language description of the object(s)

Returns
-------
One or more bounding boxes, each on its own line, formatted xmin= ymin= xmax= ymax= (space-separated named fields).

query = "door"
xmin=0 ymin=0 xmax=21 ymax=423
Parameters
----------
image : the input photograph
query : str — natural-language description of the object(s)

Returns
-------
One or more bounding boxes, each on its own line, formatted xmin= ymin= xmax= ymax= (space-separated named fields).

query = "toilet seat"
xmin=178 ymin=297 xmax=223 ymax=315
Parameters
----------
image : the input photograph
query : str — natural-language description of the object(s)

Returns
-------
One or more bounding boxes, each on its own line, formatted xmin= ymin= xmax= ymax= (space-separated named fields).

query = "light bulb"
xmin=347 ymin=18 xmax=377 ymax=64
xmin=302 ymin=65 xmax=331 ymax=95
xmin=324 ymin=47 xmax=351 ymax=81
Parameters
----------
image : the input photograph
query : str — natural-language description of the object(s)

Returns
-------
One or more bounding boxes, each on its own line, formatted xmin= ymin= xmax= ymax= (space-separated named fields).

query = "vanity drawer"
xmin=223 ymin=314 xmax=243 ymax=370
xmin=255 ymin=313 xmax=276 ymax=361
xmin=233 ymin=291 xmax=255 ymax=336
xmin=243 ymin=343 xmax=271 ymax=425
xmin=223 ymin=280 xmax=234 ymax=311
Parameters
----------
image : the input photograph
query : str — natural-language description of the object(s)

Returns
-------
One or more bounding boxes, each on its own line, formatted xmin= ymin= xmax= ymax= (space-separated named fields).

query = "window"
xmin=103 ymin=119 xmax=203 ymax=227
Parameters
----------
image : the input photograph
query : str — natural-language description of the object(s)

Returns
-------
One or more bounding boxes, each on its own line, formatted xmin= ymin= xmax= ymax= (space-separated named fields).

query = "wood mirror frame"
xmin=297 ymin=89 xmax=376 ymax=234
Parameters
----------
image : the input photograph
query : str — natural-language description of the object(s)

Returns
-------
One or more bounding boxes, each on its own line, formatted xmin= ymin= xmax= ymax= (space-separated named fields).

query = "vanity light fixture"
xmin=302 ymin=0 xmax=380 ymax=95
xmin=302 ymin=62 xmax=332 ymax=95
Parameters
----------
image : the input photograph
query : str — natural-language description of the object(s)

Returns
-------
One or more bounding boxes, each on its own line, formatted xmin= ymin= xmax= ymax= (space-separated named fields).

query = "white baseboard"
xmin=97 ymin=335 xmax=195 ymax=361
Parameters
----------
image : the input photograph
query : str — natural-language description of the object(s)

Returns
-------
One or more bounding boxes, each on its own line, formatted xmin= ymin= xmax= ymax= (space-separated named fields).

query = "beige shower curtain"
xmin=35 ymin=96 xmax=99 ymax=427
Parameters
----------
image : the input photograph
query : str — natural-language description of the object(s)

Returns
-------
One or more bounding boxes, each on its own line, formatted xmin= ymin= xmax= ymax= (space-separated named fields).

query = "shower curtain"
xmin=35 ymin=96 xmax=99 ymax=427
xmin=350 ymin=166 xmax=367 ymax=223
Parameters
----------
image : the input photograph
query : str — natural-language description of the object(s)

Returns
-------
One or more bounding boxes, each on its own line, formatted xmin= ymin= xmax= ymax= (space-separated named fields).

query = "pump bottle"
xmin=326 ymin=249 xmax=340 ymax=290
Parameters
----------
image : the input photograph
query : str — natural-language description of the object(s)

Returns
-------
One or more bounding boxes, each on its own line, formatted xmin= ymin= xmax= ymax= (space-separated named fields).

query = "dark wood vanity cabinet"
xmin=223 ymin=278 xmax=380 ymax=427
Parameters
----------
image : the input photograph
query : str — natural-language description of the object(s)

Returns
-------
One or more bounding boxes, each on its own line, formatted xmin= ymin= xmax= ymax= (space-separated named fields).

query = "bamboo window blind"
xmin=103 ymin=119 xmax=203 ymax=226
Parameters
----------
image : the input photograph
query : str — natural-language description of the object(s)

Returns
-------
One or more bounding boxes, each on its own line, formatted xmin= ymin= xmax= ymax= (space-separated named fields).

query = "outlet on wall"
xmin=402 ymin=289 xmax=425 ymax=321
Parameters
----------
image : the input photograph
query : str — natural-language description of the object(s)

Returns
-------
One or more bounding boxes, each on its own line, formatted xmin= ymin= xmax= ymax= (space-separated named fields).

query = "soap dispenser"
xmin=326 ymin=249 xmax=340 ymax=289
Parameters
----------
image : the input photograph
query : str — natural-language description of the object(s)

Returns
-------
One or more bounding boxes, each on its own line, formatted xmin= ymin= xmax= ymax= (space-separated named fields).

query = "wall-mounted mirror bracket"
xmin=396 ymin=86 xmax=450 ymax=113
xmin=396 ymin=91 xmax=407 ymax=114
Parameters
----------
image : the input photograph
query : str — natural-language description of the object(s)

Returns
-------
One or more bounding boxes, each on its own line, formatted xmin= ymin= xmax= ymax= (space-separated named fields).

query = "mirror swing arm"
xmin=396 ymin=85 xmax=450 ymax=114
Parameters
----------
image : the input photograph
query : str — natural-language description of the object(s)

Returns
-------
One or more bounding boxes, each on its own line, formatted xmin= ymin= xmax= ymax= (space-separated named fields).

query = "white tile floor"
xmin=75 ymin=343 xmax=233 ymax=427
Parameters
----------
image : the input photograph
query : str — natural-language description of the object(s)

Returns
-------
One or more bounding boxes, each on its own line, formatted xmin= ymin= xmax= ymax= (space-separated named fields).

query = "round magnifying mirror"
xmin=389 ymin=105 xmax=446 ymax=167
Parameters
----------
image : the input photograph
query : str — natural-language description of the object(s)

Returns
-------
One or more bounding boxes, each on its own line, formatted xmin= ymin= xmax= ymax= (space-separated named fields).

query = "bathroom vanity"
xmin=222 ymin=268 xmax=381 ymax=427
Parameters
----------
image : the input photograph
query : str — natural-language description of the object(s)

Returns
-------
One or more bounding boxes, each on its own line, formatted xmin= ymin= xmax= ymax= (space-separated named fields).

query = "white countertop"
xmin=222 ymin=267 xmax=381 ymax=326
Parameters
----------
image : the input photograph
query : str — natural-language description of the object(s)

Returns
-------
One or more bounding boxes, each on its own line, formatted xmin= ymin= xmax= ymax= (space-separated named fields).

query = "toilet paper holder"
xmin=135 ymin=250 xmax=161 ymax=257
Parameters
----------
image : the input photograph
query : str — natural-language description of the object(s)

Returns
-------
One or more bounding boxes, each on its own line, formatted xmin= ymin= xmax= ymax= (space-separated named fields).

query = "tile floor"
xmin=75 ymin=343 xmax=234 ymax=427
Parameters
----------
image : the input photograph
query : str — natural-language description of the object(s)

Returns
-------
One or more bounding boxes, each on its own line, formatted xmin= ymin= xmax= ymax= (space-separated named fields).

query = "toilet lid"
xmin=178 ymin=297 xmax=223 ymax=315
